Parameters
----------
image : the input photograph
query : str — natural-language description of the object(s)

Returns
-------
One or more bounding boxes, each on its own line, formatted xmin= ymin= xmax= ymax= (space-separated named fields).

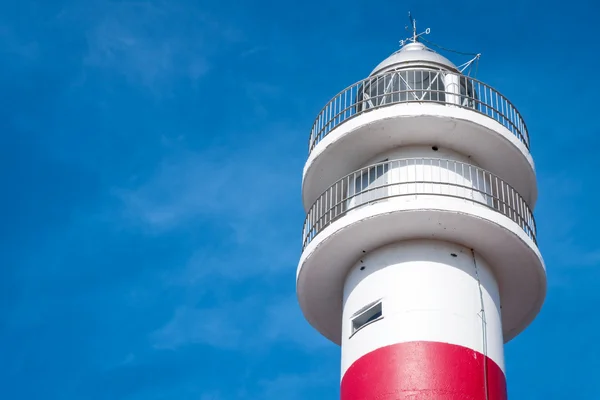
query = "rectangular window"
xmin=351 ymin=301 xmax=383 ymax=335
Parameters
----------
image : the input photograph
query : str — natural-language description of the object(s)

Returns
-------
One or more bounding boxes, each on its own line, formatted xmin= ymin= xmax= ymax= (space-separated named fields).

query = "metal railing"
xmin=302 ymin=158 xmax=536 ymax=249
xmin=308 ymin=69 xmax=529 ymax=153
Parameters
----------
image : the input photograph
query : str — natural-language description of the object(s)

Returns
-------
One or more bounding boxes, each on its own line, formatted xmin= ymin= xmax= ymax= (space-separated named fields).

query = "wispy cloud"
xmin=150 ymin=293 xmax=328 ymax=352
xmin=536 ymin=172 xmax=597 ymax=266
xmin=244 ymin=81 xmax=282 ymax=117
xmin=150 ymin=301 xmax=248 ymax=350
xmin=239 ymin=46 xmax=268 ymax=59
xmin=74 ymin=1 xmax=243 ymax=89
xmin=0 ymin=23 xmax=40 ymax=61
xmin=113 ymin=121 xmax=303 ymax=232
xmin=113 ymin=124 xmax=320 ymax=354
xmin=113 ymin=145 xmax=299 ymax=233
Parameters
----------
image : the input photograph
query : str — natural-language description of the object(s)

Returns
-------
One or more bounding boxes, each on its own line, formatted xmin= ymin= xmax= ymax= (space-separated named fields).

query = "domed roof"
xmin=370 ymin=42 xmax=459 ymax=76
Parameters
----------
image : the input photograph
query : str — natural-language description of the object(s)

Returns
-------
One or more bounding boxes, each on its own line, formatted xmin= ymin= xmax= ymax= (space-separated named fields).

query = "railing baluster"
xmin=468 ymin=162 xmax=473 ymax=201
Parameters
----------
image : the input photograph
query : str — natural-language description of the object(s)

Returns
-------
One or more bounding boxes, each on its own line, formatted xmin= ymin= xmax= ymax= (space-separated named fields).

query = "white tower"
xmin=296 ymin=20 xmax=546 ymax=400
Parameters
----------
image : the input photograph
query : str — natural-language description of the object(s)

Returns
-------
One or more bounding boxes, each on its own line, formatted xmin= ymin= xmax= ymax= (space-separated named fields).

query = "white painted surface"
xmin=296 ymin=196 xmax=546 ymax=345
xmin=443 ymin=73 xmax=461 ymax=106
xmin=365 ymin=145 xmax=475 ymax=165
xmin=301 ymin=103 xmax=537 ymax=210
xmin=370 ymin=42 xmax=458 ymax=75
xmin=341 ymin=240 xmax=504 ymax=376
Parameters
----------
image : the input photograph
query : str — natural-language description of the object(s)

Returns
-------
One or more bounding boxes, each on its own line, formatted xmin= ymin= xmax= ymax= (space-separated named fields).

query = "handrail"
xmin=308 ymin=69 xmax=529 ymax=154
xmin=302 ymin=158 xmax=536 ymax=249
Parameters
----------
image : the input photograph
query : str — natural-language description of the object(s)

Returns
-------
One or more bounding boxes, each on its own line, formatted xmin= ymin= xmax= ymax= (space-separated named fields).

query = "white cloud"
xmin=114 ymin=148 xmax=298 ymax=233
xmin=531 ymin=172 xmax=600 ymax=288
xmin=133 ymin=127 xmax=322 ymax=353
xmin=113 ymin=123 xmax=303 ymax=234
xmin=150 ymin=293 xmax=330 ymax=352
xmin=244 ymin=81 xmax=282 ymax=117
xmin=151 ymin=302 xmax=247 ymax=350
xmin=535 ymin=172 xmax=597 ymax=266
xmin=77 ymin=1 xmax=242 ymax=89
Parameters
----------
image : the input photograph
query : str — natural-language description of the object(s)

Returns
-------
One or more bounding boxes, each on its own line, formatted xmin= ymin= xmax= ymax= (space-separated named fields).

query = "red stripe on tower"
xmin=341 ymin=341 xmax=507 ymax=400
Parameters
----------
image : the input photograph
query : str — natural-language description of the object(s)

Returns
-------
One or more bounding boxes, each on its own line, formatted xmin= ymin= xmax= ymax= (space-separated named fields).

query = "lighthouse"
xmin=296 ymin=17 xmax=546 ymax=400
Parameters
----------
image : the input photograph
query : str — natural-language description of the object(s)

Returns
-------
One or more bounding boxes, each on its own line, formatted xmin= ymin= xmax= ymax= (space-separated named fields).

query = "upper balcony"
xmin=308 ymin=69 xmax=529 ymax=153
xmin=302 ymin=68 xmax=537 ymax=211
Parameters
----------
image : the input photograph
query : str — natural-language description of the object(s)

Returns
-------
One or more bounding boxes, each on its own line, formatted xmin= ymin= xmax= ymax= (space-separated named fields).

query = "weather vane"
xmin=399 ymin=12 xmax=430 ymax=47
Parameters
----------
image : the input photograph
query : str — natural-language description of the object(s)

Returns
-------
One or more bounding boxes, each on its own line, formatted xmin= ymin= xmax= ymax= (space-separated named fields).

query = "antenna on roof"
xmin=400 ymin=12 xmax=430 ymax=47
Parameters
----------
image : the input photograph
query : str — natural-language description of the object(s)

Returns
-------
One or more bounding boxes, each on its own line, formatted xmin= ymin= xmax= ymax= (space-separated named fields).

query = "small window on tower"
xmin=351 ymin=301 xmax=383 ymax=335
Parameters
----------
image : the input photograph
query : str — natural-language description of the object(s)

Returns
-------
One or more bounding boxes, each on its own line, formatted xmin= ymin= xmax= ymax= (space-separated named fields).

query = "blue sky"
xmin=1 ymin=0 xmax=599 ymax=398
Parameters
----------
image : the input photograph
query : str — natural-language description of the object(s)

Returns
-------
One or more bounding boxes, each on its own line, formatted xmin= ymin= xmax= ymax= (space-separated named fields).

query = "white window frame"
xmin=350 ymin=300 xmax=383 ymax=337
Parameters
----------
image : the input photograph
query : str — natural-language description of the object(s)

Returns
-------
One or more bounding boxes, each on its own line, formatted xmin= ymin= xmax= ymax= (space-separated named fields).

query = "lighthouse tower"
xmin=296 ymin=19 xmax=546 ymax=400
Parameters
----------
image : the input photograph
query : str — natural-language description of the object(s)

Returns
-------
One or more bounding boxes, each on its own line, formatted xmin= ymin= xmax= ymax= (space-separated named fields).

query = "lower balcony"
xmin=302 ymin=158 xmax=536 ymax=250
